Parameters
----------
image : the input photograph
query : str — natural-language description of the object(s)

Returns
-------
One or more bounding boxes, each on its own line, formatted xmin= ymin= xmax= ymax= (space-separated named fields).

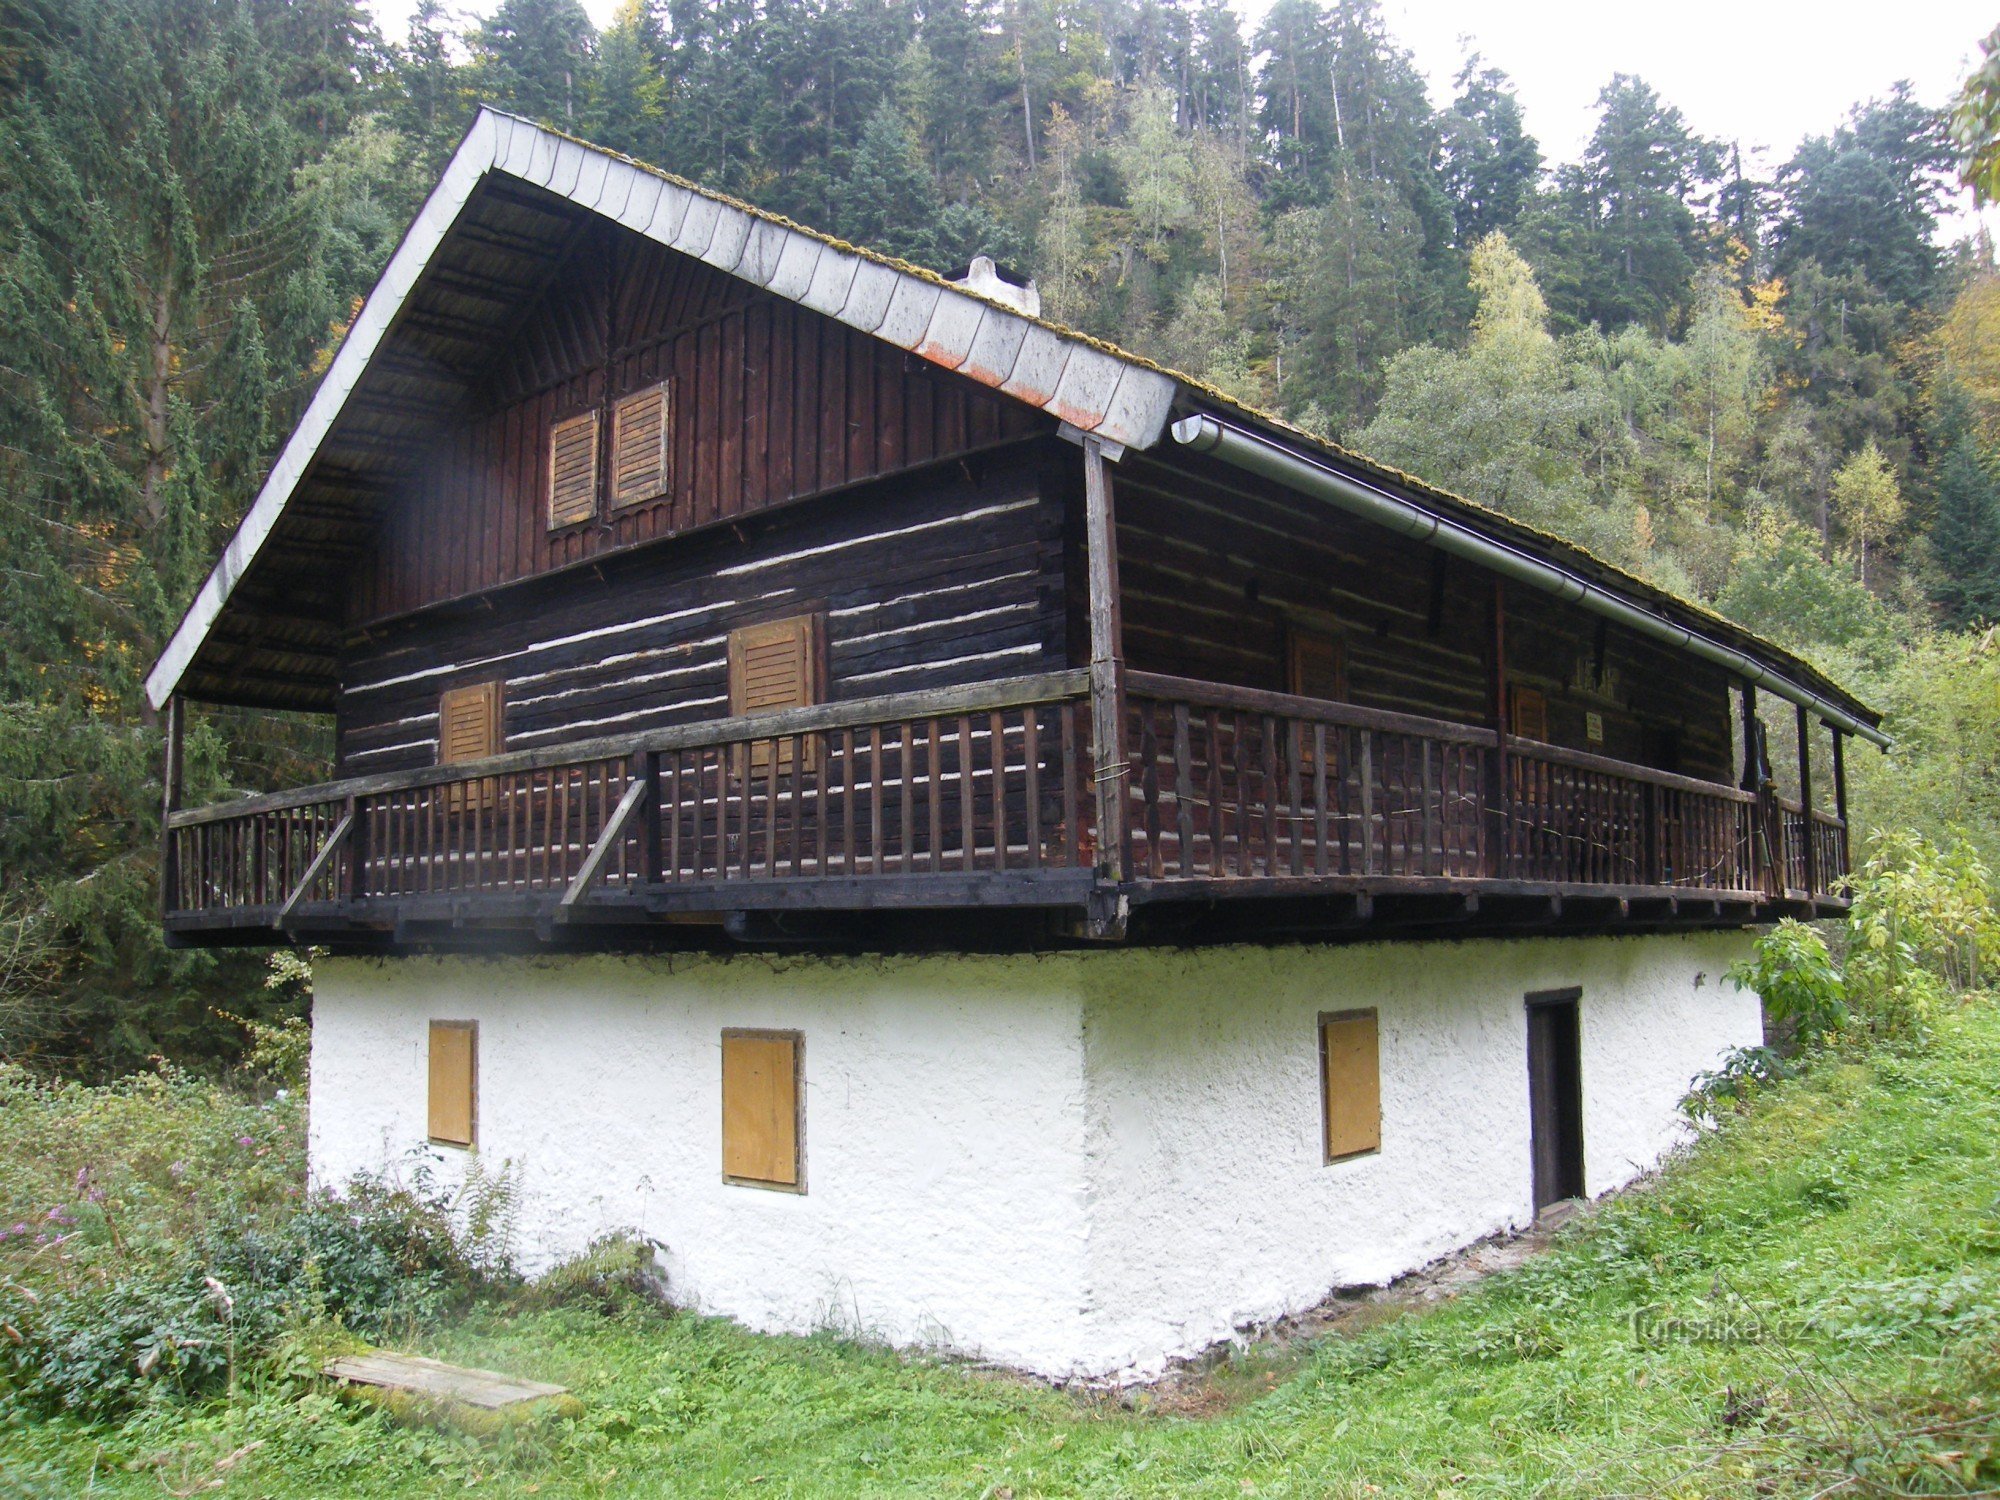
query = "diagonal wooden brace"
xmin=278 ymin=808 xmax=354 ymax=934
xmin=558 ymin=777 xmax=650 ymax=919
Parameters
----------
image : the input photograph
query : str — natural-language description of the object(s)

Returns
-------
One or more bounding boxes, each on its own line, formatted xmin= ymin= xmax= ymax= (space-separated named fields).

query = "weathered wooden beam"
xmin=1083 ymin=437 xmax=1128 ymax=939
xmin=1501 ymin=735 xmax=1754 ymax=802
xmin=557 ymin=775 xmax=650 ymax=918
xmin=1124 ymin=672 xmax=1498 ymax=746
xmin=1796 ymin=702 xmax=1818 ymax=895
xmin=159 ymin=695 xmax=185 ymax=920
xmin=1489 ymin=576 xmax=1511 ymax=884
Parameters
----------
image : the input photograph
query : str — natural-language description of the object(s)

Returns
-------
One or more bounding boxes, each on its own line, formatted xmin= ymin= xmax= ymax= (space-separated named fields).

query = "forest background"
xmin=3 ymin=0 xmax=1999 ymax=1074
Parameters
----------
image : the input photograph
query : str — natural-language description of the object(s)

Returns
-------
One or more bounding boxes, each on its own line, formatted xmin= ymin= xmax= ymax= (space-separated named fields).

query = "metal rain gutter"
xmin=1171 ymin=413 xmax=1890 ymax=749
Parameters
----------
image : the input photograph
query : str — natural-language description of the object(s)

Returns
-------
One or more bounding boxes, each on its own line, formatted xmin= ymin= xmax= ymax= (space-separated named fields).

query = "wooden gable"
xmin=354 ymin=228 xmax=1046 ymax=624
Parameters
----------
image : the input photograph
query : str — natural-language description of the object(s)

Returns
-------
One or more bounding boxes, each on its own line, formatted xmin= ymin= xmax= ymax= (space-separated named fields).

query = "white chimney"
xmin=949 ymin=255 xmax=1041 ymax=318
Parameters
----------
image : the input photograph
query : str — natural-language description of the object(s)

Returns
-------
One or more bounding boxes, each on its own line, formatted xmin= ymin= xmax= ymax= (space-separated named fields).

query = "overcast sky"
xmin=363 ymin=0 xmax=1996 ymax=238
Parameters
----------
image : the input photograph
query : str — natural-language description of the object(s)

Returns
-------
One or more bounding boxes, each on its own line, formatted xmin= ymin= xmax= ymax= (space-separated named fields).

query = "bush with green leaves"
xmin=1846 ymin=829 xmax=1999 ymax=1034
xmin=0 ymin=1059 xmax=512 ymax=1423
xmin=1730 ymin=918 xmax=1848 ymax=1047
xmin=0 ymin=1169 xmax=499 ymax=1422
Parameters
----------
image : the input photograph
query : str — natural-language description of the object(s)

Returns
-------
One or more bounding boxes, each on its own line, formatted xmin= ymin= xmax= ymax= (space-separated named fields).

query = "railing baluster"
xmin=871 ymin=726 xmax=887 ymax=876
xmin=1359 ymin=731 xmax=1375 ymax=875
xmin=1173 ymin=705 xmax=1195 ymax=879
xmin=901 ymin=723 xmax=917 ymax=874
xmin=1140 ymin=705 xmax=1161 ymax=879
xmin=957 ymin=715 xmax=975 ymax=874
xmin=1023 ymin=710 xmax=1042 ymax=871
xmin=929 ymin=719 xmax=945 ymax=872
xmin=1205 ymin=708 xmax=1224 ymax=876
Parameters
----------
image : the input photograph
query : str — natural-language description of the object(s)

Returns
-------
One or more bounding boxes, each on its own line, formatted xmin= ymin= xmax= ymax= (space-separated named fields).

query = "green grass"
xmin=5 ymin=1008 xmax=2000 ymax=1498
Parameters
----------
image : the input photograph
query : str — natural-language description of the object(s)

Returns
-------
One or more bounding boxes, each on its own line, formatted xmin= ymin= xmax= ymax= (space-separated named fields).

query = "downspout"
xmin=1171 ymin=414 xmax=1891 ymax=750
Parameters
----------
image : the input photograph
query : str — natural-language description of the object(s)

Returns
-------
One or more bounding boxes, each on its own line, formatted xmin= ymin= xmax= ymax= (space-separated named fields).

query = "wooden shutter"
xmin=1320 ymin=1009 xmax=1381 ymax=1162
xmin=721 ymin=1030 xmax=802 ymax=1189
xmin=439 ymin=681 xmax=503 ymax=812
xmin=1511 ymin=685 xmax=1549 ymax=742
xmin=728 ymin=613 xmax=824 ymax=773
xmin=1286 ymin=627 xmax=1347 ymax=703
xmin=428 ymin=1020 xmax=477 ymax=1147
xmin=548 ymin=410 xmax=600 ymax=529
xmin=609 ymin=383 xmax=670 ymax=509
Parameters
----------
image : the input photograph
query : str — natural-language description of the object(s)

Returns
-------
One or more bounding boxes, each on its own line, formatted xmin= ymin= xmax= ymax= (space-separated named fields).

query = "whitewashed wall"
xmin=1074 ymin=931 xmax=1763 ymax=1374
xmin=310 ymin=951 xmax=1094 ymax=1373
xmin=310 ymin=931 xmax=1761 ymax=1379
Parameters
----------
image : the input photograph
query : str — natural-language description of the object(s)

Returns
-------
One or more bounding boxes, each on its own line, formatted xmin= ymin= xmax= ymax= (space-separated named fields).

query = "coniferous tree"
xmin=1774 ymin=86 xmax=1953 ymax=309
xmin=1931 ymin=436 xmax=2000 ymax=625
xmin=838 ymin=100 xmax=950 ymax=266
xmin=1440 ymin=58 xmax=1541 ymax=247
xmin=1534 ymin=75 xmax=1720 ymax=333
xmin=471 ymin=0 xmax=598 ymax=130
xmin=590 ymin=0 xmax=669 ymax=160
xmin=386 ymin=0 xmax=472 ymax=182
xmin=0 ymin=0 xmax=338 ymax=1070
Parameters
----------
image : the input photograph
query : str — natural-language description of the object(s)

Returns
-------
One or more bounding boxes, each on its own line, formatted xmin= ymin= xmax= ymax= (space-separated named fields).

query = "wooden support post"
xmin=1740 ymin=683 xmax=1770 ymax=894
xmin=1739 ymin=683 xmax=1759 ymax=791
xmin=1796 ymin=702 xmax=1818 ymax=896
xmin=160 ymin=695 xmax=185 ymax=918
xmin=1831 ymin=726 xmax=1849 ymax=884
xmin=341 ymin=793 xmax=366 ymax=905
xmin=1488 ymin=577 xmax=1509 ymax=878
xmin=1083 ymin=437 xmax=1128 ymax=938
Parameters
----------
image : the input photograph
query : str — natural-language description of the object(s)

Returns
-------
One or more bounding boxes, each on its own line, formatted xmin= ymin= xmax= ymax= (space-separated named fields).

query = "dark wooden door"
xmin=1526 ymin=989 xmax=1584 ymax=1211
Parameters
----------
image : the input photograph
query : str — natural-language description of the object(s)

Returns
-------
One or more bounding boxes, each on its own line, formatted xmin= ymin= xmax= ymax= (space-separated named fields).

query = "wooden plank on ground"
xmin=324 ymin=1352 xmax=570 ymax=1411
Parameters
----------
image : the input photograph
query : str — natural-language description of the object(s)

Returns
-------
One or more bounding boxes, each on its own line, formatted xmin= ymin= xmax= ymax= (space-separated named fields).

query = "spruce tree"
xmin=471 ymin=0 xmax=598 ymax=130
xmin=0 ymin=0 xmax=337 ymax=1070
xmin=1932 ymin=435 xmax=2000 ymax=626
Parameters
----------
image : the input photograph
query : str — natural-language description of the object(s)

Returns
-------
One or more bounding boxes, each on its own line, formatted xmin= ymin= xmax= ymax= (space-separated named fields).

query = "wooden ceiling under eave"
xmin=174 ymin=176 xmax=596 ymax=713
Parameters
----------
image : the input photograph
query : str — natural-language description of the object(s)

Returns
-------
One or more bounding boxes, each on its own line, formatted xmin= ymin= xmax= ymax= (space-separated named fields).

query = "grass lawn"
xmin=3 ymin=1006 xmax=1999 ymax=1498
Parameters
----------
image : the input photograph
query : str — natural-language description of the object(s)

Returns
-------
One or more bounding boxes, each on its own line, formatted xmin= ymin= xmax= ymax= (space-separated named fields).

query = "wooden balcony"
xmin=162 ymin=670 xmax=1849 ymax=949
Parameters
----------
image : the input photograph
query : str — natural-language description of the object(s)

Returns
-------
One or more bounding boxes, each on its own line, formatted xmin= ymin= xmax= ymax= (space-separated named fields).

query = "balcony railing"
xmin=1121 ymin=674 xmax=1782 ymax=898
xmin=164 ymin=668 xmax=1847 ymax=937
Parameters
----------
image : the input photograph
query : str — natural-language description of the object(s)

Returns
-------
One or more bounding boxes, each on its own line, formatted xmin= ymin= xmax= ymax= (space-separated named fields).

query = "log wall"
xmin=336 ymin=446 xmax=1068 ymax=776
xmin=1112 ymin=451 xmax=1734 ymax=782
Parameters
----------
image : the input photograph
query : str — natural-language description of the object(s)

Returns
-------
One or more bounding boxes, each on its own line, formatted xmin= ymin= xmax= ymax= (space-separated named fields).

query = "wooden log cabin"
xmin=146 ymin=111 xmax=1884 ymax=1378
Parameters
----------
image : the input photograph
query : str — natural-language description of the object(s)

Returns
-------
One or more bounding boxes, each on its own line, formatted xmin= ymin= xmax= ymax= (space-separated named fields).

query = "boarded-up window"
xmin=728 ymin=613 xmax=824 ymax=774
xmin=609 ymin=383 xmax=670 ymax=508
xmin=439 ymin=681 xmax=504 ymax=811
xmin=428 ymin=1020 xmax=477 ymax=1147
xmin=1511 ymin=684 xmax=1549 ymax=742
xmin=1320 ymin=1009 xmax=1381 ymax=1162
xmin=548 ymin=410 xmax=600 ymax=528
xmin=721 ymin=1030 xmax=802 ymax=1190
xmin=1286 ymin=627 xmax=1347 ymax=703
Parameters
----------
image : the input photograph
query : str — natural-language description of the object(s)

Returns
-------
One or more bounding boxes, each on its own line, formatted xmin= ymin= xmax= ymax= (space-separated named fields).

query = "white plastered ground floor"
xmin=309 ymin=930 xmax=1762 ymax=1379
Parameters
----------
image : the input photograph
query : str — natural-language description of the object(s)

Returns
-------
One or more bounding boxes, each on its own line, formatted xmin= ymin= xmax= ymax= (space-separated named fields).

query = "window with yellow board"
xmin=1319 ymin=1009 xmax=1381 ymax=1163
xmin=721 ymin=1029 xmax=803 ymax=1191
xmin=428 ymin=1020 xmax=477 ymax=1148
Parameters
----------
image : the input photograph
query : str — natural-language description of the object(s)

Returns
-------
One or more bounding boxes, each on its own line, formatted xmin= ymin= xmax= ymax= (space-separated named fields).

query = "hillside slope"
xmin=4 ymin=1007 xmax=1999 ymax=1496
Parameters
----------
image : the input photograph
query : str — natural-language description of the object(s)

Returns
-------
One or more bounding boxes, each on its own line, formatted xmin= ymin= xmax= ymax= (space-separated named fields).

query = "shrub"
xmin=0 ymin=1170 xmax=500 ymax=1422
xmin=1729 ymin=919 xmax=1847 ymax=1048
xmin=1846 ymin=830 xmax=2000 ymax=1035
xmin=518 ymin=1232 xmax=671 ymax=1317
xmin=1682 ymin=1044 xmax=1798 ymax=1125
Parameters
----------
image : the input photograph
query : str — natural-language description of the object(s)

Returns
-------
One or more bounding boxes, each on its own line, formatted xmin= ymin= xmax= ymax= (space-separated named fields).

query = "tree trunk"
xmin=142 ymin=286 xmax=173 ymax=525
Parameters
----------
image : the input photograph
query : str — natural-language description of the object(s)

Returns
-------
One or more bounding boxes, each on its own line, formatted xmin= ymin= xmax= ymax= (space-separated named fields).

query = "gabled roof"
xmin=144 ymin=107 xmax=1182 ymax=711
xmin=145 ymin=108 xmax=1879 ymax=740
